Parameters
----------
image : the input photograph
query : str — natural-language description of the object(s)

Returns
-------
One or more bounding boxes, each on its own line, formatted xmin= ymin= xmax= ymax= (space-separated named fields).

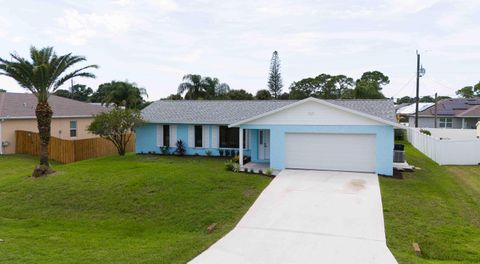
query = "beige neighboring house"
xmin=0 ymin=92 xmax=108 ymax=154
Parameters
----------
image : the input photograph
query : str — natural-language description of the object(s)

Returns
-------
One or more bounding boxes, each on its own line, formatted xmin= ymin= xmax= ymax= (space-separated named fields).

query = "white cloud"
xmin=55 ymin=9 xmax=134 ymax=45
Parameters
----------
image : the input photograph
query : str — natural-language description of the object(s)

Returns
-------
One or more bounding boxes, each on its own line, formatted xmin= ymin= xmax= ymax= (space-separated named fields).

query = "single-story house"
xmin=408 ymin=98 xmax=480 ymax=129
xmin=0 ymin=92 xmax=107 ymax=154
xmin=137 ymin=97 xmax=399 ymax=176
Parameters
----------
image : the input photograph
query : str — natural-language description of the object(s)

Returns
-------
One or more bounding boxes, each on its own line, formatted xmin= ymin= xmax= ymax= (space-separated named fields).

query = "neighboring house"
xmin=396 ymin=103 xmax=434 ymax=125
xmin=137 ymin=97 xmax=399 ymax=176
xmin=0 ymin=92 xmax=107 ymax=154
xmin=407 ymin=98 xmax=480 ymax=129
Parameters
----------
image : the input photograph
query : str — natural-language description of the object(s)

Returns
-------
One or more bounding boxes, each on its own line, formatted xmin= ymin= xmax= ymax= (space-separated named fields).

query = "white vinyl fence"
xmin=407 ymin=128 xmax=480 ymax=165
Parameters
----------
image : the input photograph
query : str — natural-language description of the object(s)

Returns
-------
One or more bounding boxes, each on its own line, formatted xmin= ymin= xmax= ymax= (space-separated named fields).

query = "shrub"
xmin=224 ymin=160 xmax=234 ymax=171
xmin=232 ymin=155 xmax=240 ymax=163
xmin=420 ymin=129 xmax=431 ymax=136
xmin=249 ymin=168 xmax=255 ymax=173
xmin=219 ymin=149 xmax=224 ymax=156
xmin=175 ymin=140 xmax=186 ymax=155
xmin=235 ymin=150 xmax=239 ymax=156
xmin=258 ymin=169 xmax=263 ymax=174
xmin=160 ymin=146 xmax=169 ymax=155
xmin=206 ymin=150 xmax=213 ymax=156
xmin=224 ymin=149 xmax=230 ymax=156
xmin=394 ymin=129 xmax=405 ymax=140
xmin=265 ymin=168 xmax=273 ymax=176
xmin=232 ymin=163 xmax=240 ymax=172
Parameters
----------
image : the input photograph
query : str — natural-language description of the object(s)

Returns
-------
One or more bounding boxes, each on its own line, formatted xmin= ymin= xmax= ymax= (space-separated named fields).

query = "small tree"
xmin=88 ymin=108 xmax=143 ymax=155
xmin=268 ymin=51 xmax=283 ymax=99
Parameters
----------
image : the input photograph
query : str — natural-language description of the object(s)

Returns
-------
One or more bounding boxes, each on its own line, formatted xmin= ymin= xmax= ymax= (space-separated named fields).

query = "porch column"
xmin=462 ymin=118 xmax=465 ymax=129
xmin=239 ymin=127 xmax=244 ymax=169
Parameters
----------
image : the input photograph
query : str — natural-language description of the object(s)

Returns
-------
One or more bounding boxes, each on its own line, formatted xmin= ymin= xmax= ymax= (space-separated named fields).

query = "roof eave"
xmin=229 ymin=97 xmax=403 ymax=128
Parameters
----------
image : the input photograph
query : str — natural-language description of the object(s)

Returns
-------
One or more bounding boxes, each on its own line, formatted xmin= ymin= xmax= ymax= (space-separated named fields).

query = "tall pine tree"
xmin=268 ymin=51 xmax=283 ymax=99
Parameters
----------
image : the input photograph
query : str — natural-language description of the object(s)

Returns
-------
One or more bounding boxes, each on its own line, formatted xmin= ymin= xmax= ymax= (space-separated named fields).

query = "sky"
xmin=0 ymin=0 xmax=479 ymax=101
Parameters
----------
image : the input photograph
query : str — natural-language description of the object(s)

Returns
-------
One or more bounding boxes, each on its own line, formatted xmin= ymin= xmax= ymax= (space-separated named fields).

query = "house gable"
xmin=230 ymin=98 xmax=397 ymax=127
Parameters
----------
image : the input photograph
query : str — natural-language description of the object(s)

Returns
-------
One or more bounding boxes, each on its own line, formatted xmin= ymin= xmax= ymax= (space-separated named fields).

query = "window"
xmin=195 ymin=125 xmax=203 ymax=147
xmin=163 ymin=125 xmax=170 ymax=147
xmin=219 ymin=126 xmax=246 ymax=148
xmin=70 ymin=120 xmax=77 ymax=137
xmin=439 ymin=118 xmax=453 ymax=128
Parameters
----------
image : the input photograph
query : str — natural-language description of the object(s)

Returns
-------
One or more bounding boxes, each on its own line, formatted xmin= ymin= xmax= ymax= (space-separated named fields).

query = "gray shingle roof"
xmin=142 ymin=99 xmax=396 ymax=124
xmin=0 ymin=92 xmax=108 ymax=119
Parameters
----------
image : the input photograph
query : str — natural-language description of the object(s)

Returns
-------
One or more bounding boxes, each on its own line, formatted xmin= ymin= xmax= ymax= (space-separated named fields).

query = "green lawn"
xmin=0 ymin=154 xmax=271 ymax=263
xmin=380 ymin=143 xmax=480 ymax=264
xmin=2 ymin=146 xmax=480 ymax=264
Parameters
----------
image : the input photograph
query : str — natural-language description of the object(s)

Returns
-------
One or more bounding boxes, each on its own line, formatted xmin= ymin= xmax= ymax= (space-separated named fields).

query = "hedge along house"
xmin=136 ymin=97 xmax=400 ymax=176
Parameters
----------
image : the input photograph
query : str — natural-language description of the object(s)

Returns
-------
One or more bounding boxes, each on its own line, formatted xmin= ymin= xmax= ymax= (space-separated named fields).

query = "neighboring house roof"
xmin=397 ymin=103 xmax=434 ymax=115
xmin=412 ymin=98 xmax=480 ymax=117
xmin=0 ymin=92 xmax=107 ymax=119
xmin=142 ymin=98 xmax=396 ymax=124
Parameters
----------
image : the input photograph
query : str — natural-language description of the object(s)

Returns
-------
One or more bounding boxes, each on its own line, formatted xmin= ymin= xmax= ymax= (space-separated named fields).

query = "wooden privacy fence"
xmin=15 ymin=130 xmax=135 ymax=163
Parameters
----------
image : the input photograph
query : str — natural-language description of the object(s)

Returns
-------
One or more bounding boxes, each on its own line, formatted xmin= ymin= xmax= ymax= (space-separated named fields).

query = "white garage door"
xmin=285 ymin=133 xmax=376 ymax=172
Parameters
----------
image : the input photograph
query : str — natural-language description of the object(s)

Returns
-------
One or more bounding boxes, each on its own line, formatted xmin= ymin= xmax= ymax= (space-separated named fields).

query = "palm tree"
xmin=0 ymin=46 xmax=97 ymax=176
xmin=203 ymin=77 xmax=230 ymax=99
xmin=177 ymin=74 xmax=206 ymax=100
xmin=101 ymin=81 xmax=148 ymax=109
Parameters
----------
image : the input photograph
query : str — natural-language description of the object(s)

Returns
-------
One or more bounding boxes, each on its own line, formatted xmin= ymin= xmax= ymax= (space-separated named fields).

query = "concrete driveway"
xmin=190 ymin=170 xmax=397 ymax=264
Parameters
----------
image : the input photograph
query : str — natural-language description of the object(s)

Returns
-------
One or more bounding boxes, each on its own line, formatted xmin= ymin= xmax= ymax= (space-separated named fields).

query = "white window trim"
xmin=156 ymin=125 xmax=164 ymax=147
xmin=439 ymin=117 xmax=453 ymax=128
xmin=70 ymin=120 xmax=77 ymax=138
xmin=169 ymin=125 xmax=177 ymax=147
xmin=202 ymin=125 xmax=209 ymax=148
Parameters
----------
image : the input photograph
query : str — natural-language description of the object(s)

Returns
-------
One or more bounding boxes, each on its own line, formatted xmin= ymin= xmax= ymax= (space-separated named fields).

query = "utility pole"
xmin=414 ymin=51 xmax=426 ymax=128
xmin=434 ymin=92 xmax=438 ymax=128
xmin=415 ymin=51 xmax=420 ymax=128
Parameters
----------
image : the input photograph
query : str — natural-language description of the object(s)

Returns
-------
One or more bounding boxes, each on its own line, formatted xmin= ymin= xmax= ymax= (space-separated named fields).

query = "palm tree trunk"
xmin=35 ymin=101 xmax=52 ymax=169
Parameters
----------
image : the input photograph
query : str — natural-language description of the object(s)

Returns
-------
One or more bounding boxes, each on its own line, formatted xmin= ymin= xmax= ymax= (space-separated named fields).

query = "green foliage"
xmin=354 ymin=71 xmax=388 ymax=99
xmin=455 ymin=82 xmax=480 ymax=98
xmin=219 ymin=149 xmax=225 ymax=156
xmin=225 ymin=89 xmax=254 ymax=100
xmin=232 ymin=155 xmax=240 ymax=163
xmin=163 ymin=94 xmax=183 ymax=100
xmin=0 ymin=88 xmax=6 ymax=92
xmin=265 ymin=168 xmax=273 ymax=176
xmin=175 ymin=140 xmax=186 ymax=156
xmin=205 ymin=150 xmax=213 ymax=156
xmin=268 ymin=51 xmax=283 ymax=98
xmin=54 ymin=84 xmax=93 ymax=102
xmin=232 ymin=163 xmax=240 ymax=172
xmin=420 ymin=129 xmax=431 ymax=136
xmin=396 ymin=96 xmax=415 ymax=104
xmin=96 ymin=81 xmax=148 ymax=109
xmin=0 ymin=46 xmax=97 ymax=103
xmin=255 ymin=89 xmax=272 ymax=100
xmin=289 ymin=74 xmax=354 ymax=99
xmin=160 ymin=146 xmax=170 ymax=155
xmin=224 ymin=160 xmax=234 ymax=171
xmin=0 ymin=154 xmax=270 ymax=263
xmin=177 ymin=74 xmax=230 ymax=100
xmin=419 ymin=95 xmax=435 ymax=103
xmin=88 ymin=108 xmax=143 ymax=155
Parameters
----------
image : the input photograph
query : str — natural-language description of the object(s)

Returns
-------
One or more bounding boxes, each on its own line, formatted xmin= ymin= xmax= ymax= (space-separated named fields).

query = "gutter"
xmin=0 ymin=115 xmax=95 ymax=120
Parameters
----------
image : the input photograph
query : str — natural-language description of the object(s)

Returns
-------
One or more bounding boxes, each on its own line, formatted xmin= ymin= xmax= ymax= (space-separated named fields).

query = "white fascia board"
xmin=229 ymin=97 xmax=404 ymax=128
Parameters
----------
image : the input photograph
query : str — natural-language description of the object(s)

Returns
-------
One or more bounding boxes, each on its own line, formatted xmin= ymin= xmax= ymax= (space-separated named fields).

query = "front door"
xmin=258 ymin=130 xmax=270 ymax=160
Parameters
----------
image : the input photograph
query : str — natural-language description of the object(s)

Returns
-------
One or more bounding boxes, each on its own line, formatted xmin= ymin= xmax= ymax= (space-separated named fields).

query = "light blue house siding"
xmin=135 ymin=123 xmax=252 ymax=156
xmin=241 ymin=124 xmax=394 ymax=176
